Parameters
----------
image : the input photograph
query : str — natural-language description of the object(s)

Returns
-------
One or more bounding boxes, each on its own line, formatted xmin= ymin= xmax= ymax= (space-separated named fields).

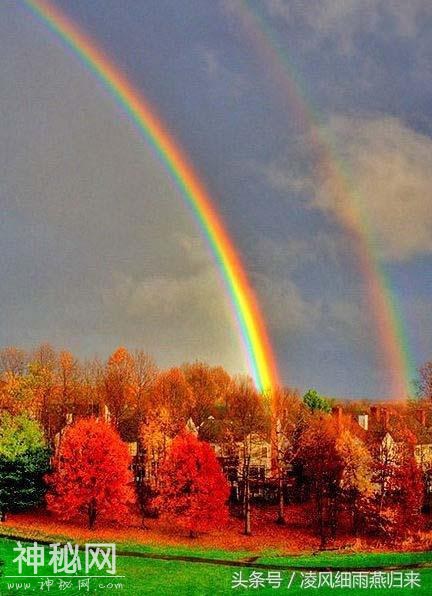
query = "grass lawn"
xmin=1 ymin=536 xmax=432 ymax=595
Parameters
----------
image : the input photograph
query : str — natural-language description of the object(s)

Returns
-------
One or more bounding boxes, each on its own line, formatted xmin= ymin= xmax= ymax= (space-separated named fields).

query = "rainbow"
xmin=234 ymin=2 xmax=414 ymax=398
xmin=25 ymin=0 xmax=280 ymax=393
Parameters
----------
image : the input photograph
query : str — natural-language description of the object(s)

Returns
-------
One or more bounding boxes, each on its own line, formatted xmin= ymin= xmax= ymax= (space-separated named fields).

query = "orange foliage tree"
xmin=150 ymin=368 xmax=194 ymax=435
xmin=46 ymin=418 xmax=135 ymax=529
xmin=102 ymin=347 xmax=136 ymax=430
xmin=153 ymin=432 xmax=229 ymax=537
xmin=370 ymin=424 xmax=423 ymax=540
xmin=298 ymin=414 xmax=344 ymax=547
xmin=182 ymin=362 xmax=231 ymax=430
xmin=224 ymin=376 xmax=268 ymax=535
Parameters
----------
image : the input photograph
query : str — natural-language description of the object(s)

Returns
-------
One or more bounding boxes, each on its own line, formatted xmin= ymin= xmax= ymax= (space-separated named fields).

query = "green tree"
xmin=303 ymin=389 xmax=332 ymax=413
xmin=0 ymin=413 xmax=50 ymax=521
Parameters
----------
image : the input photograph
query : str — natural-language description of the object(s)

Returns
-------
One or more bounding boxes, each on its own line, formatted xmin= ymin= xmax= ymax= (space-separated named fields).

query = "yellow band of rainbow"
xmin=25 ymin=0 xmax=281 ymax=393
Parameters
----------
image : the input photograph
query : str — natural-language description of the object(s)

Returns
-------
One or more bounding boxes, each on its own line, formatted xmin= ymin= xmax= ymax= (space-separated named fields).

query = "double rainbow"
xmin=25 ymin=0 xmax=280 ymax=393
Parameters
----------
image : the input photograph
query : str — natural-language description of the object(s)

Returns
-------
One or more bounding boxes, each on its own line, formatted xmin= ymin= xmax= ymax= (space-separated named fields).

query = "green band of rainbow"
xmin=238 ymin=1 xmax=414 ymax=397
xmin=24 ymin=0 xmax=280 ymax=393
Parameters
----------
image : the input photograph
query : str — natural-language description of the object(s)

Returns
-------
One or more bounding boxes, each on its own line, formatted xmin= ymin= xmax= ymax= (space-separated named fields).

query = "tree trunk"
xmin=1 ymin=510 xmax=7 ymax=522
xmin=242 ymin=438 xmax=252 ymax=534
xmin=317 ymin=490 xmax=326 ymax=549
xmin=244 ymin=476 xmax=251 ymax=535
xmin=88 ymin=499 xmax=97 ymax=529
xmin=276 ymin=470 xmax=286 ymax=525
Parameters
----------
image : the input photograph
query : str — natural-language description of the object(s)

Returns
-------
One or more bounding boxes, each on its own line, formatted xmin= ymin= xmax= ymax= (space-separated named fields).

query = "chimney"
xmin=382 ymin=407 xmax=389 ymax=429
xmin=417 ymin=409 xmax=427 ymax=426
xmin=358 ymin=414 xmax=368 ymax=431
xmin=185 ymin=417 xmax=198 ymax=437
xmin=370 ymin=405 xmax=379 ymax=421
xmin=332 ymin=406 xmax=343 ymax=424
xmin=103 ymin=404 xmax=111 ymax=423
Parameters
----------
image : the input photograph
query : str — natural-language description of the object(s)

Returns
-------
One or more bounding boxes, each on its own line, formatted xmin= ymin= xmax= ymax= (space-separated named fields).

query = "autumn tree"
xmin=46 ymin=418 xmax=134 ymax=529
xmin=56 ymin=351 xmax=81 ymax=417
xmin=298 ymin=414 xmax=344 ymax=547
xmin=32 ymin=343 xmax=58 ymax=370
xmin=335 ymin=429 xmax=374 ymax=534
xmin=182 ymin=362 xmax=231 ymax=432
xmin=22 ymin=344 xmax=59 ymax=439
xmin=0 ymin=413 xmax=50 ymax=521
xmin=270 ymin=387 xmax=304 ymax=524
xmin=0 ymin=347 xmax=28 ymax=376
xmin=80 ymin=357 xmax=103 ymax=417
xmin=139 ymin=407 xmax=173 ymax=492
xmin=153 ymin=432 xmax=229 ymax=537
xmin=102 ymin=347 xmax=136 ymax=430
xmin=137 ymin=368 xmax=193 ymax=512
xmin=0 ymin=371 xmax=33 ymax=415
xmin=149 ymin=368 xmax=194 ymax=435
xmin=417 ymin=360 xmax=432 ymax=400
xmin=368 ymin=423 xmax=423 ymax=540
xmin=224 ymin=376 xmax=268 ymax=535
xmin=25 ymin=363 xmax=57 ymax=439
xmin=133 ymin=350 xmax=158 ymax=432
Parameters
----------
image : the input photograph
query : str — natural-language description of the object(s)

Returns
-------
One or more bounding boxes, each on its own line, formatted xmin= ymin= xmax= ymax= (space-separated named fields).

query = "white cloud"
xmin=315 ymin=115 xmax=432 ymax=261
xmin=264 ymin=116 xmax=432 ymax=262
xmin=263 ymin=0 xmax=431 ymax=51
xmin=200 ymin=47 xmax=248 ymax=99
xmin=253 ymin=272 xmax=322 ymax=334
xmin=101 ymin=262 xmax=247 ymax=374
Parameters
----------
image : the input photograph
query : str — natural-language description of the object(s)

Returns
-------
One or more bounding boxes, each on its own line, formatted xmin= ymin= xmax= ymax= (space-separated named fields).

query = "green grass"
xmin=1 ymin=536 xmax=431 ymax=595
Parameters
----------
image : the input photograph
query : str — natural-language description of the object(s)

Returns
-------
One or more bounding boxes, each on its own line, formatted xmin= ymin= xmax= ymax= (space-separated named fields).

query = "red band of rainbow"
xmin=25 ymin=0 xmax=281 ymax=394
xmin=235 ymin=1 xmax=413 ymax=398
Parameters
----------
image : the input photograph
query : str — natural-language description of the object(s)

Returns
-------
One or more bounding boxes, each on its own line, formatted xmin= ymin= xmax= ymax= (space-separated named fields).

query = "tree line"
xmin=1 ymin=344 xmax=431 ymax=547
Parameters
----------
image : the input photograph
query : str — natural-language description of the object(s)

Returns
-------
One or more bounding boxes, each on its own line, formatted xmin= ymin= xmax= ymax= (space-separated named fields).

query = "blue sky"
xmin=1 ymin=0 xmax=431 ymax=397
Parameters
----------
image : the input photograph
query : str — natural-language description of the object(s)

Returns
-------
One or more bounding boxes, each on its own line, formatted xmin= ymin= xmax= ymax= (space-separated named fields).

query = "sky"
xmin=1 ymin=0 xmax=431 ymax=398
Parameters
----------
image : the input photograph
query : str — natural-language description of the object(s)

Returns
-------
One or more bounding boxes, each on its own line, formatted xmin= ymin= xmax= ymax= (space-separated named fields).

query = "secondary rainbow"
xmin=233 ymin=1 xmax=414 ymax=398
xmin=25 ymin=0 xmax=280 ymax=393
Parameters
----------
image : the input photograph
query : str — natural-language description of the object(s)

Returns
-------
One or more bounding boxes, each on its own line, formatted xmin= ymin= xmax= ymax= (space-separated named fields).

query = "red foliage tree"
xmin=153 ymin=432 xmax=229 ymax=537
xmin=46 ymin=418 xmax=135 ymax=528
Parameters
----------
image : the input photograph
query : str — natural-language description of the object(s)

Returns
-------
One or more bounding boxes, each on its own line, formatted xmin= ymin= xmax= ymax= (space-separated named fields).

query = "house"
xmin=406 ymin=409 xmax=432 ymax=470
xmin=212 ymin=432 xmax=273 ymax=500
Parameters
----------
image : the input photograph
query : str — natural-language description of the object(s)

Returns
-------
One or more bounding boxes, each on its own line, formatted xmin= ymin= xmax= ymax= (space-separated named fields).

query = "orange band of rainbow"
xmin=25 ymin=0 xmax=281 ymax=393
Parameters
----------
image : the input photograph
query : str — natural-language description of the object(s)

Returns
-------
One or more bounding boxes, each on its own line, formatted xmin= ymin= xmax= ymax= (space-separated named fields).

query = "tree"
xmin=182 ymin=362 xmax=231 ymax=431
xmin=80 ymin=357 xmax=103 ymax=417
xmin=0 ymin=413 xmax=50 ymax=521
xmin=270 ymin=387 xmax=304 ymax=524
xmin=102 ymin=347 xmax=136 ymax=430
xmin=0 ymin=346 xmax=28 ymax=376
xmin=0 ymin=371 xmax=33 ymax=415
xmin=417 ymin=360 xmax=432 ymax=400
xmin=57 ymin=351 xmax=81 ymax=417
xmin=25 ymin=362 xmax=57 ymax=440
xmin=335 ymin=429 xmax=374 ymax=534
xmin=139 ymin=407 xmax=173 ymax=493
xmin=150 ymin=368 xmax=194 ymax=435
xmin=32 ymin=343 xmax=57 ymax=370
xmin=133 ymin=350 xmax=158 ymax=432
xmin=303 ymin=389 xmax=332 ymax=413
xmin=298 ymin=415 xmax=344 ymax=547
xmin=46 ymin=418 xmax=134 ymax=529
xmin=153 ymin=432 xmax=229 ymax=537
xmin=224 ymin=376 xmax=268 ymax=535
xmin=368 ymin=423 xmax=423 ymax=541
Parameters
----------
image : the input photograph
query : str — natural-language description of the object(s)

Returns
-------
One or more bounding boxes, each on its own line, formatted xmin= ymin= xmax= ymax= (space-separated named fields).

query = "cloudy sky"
xmin=1 ymin=0 xmax=431 ymax=397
